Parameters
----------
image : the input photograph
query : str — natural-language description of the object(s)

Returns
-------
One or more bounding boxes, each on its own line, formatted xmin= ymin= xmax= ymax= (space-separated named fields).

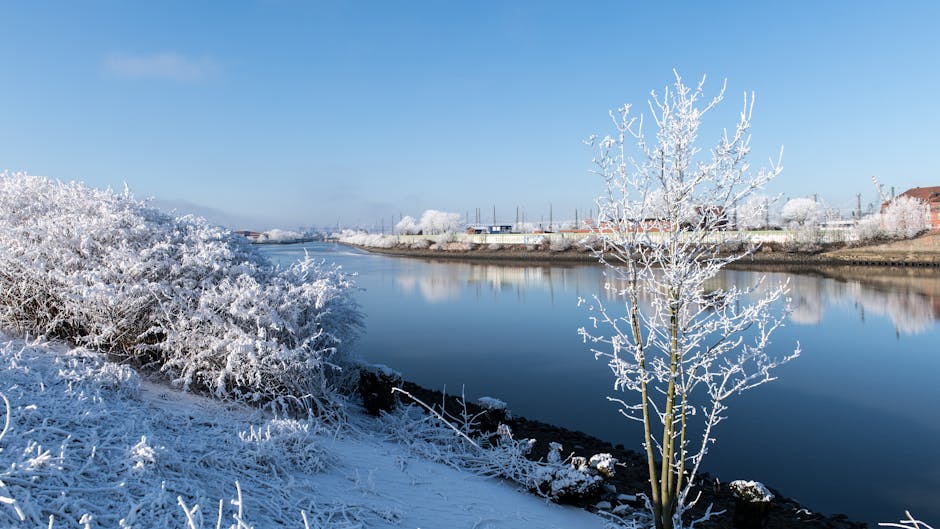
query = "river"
xmin=260 ymin=242 xmax=940 ymax=525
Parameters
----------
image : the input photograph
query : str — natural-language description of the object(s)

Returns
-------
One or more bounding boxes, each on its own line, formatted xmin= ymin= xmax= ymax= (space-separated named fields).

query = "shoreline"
xmin=395 ymin=379 xmax=867 ymax=529
xmin=346 ymin=233 xmax=940 ymax=268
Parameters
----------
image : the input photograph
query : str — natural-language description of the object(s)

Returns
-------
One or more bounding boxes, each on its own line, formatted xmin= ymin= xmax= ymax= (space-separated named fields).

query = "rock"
xmin=476 ymin=396 xmax=510 ymax=433
xmin=358 ymin=364 xmax=402 ymax=415
xmin=594 ymin=501 xmax=612 ymax=511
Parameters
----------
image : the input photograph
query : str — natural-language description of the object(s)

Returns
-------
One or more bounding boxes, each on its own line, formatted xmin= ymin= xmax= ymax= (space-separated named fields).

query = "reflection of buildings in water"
xmin=395 ymin=263 xmax=462 ymax=303
xmin=788 ymin=275 xmax=824 ymax=325
xmin=743 ymin=267 xmax=940 ymax=335
xmin=397 ymin=259 xmax=940 ymax=335
xmin=845 ymin=281 xmax=935 ymax=335
xmin=395 ymin=261 xmax=601 ymax=304
xmin=465 ymin=264 xmax=545 ymax=291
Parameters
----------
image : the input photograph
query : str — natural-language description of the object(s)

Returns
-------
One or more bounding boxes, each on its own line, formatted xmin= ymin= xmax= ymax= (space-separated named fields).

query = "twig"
xmin=390 ymin=388 xmax=481 ymax=450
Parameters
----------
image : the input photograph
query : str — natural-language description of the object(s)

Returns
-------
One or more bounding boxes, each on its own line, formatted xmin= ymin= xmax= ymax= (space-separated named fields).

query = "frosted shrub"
xmin=417 ymin=210 xmax=463 ymax=234
xmin=579 ymin=234 xmax=603 ymax=252
xmin=379 ymin=399 xmax=615 ymax=503
xmin=781 ymin=197 xmax=822 ymax=228
xmin=395 ymin=215 xmax=420 ymax=235
xmin=853 ymin=215 xmax=884 ymax=242
xmin=257 ymin=228 xmax=304 ymax=243
xmin=549 ymin=237 xmax=573 ymax=252
xmin=337 ymin=230 xmax=398 ymax=248
xmin=882 ymin=196 xmax=930 ymax=239
xmin=0 ymin=173 xmax=362 ymax=415
xmin=409 ymin=238 xmax=432 ymax=250
xmin=238 ymin=418 xmax=334 ymax=473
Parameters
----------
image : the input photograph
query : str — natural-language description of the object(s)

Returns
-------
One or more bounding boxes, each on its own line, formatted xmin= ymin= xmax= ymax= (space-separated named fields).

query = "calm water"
xmin=261 ymin=243 xmax=940 ymax=525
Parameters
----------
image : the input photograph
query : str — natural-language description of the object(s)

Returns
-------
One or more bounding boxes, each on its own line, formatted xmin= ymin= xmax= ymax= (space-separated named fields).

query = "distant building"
xmin=886 ymin=187 xmax=940 ymax=231
xmin=233 ymin=230 xmax=263 ymax=241
xmin=466 ymin=224 xmax=514 ymax=234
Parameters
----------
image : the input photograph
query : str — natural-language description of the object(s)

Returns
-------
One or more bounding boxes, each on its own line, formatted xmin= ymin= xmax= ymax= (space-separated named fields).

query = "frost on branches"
xmin=781 ymin=197 xmax=823 ymax=228
xmin=881 ymin=196 xmax=930 ymax=239
xmin=0 ymin=173 xmax=362 ymax=415
xmin=578 ymin=73 xmax=799 ymax=529
xmin=852 ymin=195 xmax=930 ymax=242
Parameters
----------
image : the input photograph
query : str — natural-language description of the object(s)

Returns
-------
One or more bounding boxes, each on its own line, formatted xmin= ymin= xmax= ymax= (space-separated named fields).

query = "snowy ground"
xmin=0 ymin=335 xmax=609 ymax=529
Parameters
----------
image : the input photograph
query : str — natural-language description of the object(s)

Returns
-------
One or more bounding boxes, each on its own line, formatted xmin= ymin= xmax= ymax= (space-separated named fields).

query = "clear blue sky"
xmin=2 ymin=1 xmax=938 ymax=230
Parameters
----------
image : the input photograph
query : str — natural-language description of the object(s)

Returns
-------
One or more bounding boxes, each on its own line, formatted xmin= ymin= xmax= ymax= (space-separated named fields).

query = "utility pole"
xmin=856 ymin=193 xmax=862 ymax=220
xmin=549 ymin=203 xmax=553 ymax=232
xmin=493 ymin=205 xmax=496 ymax=226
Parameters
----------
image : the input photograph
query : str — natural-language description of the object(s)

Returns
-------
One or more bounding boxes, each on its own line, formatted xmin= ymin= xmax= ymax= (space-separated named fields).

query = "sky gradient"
xmin=2 ymin=1 xmax=938 ymax=229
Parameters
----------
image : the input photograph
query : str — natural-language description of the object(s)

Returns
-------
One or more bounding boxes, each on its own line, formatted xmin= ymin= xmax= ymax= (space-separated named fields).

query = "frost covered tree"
xmin=395 ymin=215 xmax=421 ymax=235
xmin=882 ymin=195 xmax=930 ymax=239
xmin=418 ymin=209 xmax=463 ymax=234
xmin=735 ymin=194 xmax=772 ymax=230
xmin=579 ymin=73 xmax=799 ymax=529
xmin=780 ymin=197 xmax=822 ymax=228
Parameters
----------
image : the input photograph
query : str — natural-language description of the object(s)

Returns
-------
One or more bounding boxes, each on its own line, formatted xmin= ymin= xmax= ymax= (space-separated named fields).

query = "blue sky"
xmin=2 ymin=1 xmax=938 ymax=230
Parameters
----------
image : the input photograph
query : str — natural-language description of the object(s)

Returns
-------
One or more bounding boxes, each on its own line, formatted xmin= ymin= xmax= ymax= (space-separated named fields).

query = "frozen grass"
xmin=0 ymin=335 xmax=610 ymax=529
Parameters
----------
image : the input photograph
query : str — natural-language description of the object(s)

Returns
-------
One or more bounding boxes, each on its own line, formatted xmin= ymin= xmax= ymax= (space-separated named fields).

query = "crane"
xmin=871 ymin=175 xmax=891 ymax=204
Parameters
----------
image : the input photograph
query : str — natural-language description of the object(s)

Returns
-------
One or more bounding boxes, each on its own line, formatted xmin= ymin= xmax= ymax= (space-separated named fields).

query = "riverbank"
xmin=396 ymin=380 xmax=867 ymax=529
xmin=349 ymin=232 xmax=940 ymax=268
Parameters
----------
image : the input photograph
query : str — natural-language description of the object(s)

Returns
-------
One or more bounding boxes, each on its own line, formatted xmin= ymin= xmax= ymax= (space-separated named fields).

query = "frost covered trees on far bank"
xmin=0 ymin=173 xmax=362 ymax=416
xmin=781 ymin=197 xmax=823 ymax=228
xmin=579 ymin=73 xmax=799 ymax=529
xmin=394 ymin=210 xmax=464 ymax=235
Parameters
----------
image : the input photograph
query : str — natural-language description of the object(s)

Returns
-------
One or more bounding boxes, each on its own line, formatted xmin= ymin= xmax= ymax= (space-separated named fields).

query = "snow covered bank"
xmin=0 ymin=336 xmax=608 ymax=528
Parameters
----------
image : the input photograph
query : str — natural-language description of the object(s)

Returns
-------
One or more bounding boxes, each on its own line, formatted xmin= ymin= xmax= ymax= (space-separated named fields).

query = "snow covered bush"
xmin=853 ymin=214 xmax=884 ymax=241
xmin=851 ymin=197 xmax=928 ymax=243
xmin=238 ymin=418 xmax=335 ymax=473
xmin=337 ymin=230 xmax=398 ymax=248
xmin=394 ymin=215 xmax=420 ymax=235
xmin=257 ymin=228 xmax=304 ymax=243
xmin=379 ymin=404 xmax=615 ymax=503
xmin=418 ymin=209 xmax=463 ymax=234
xmin=0 ymin=173 xmax=362 ymax=415
xmin=882 ymin=195 xmax=930 ymax=239
xmin=781 ymin=197 xmax=822 ymax=228
xmin=735 ymin=194 xmax=772 ymax=230
xmin=549 ymin=237 xmax=574 ymax=252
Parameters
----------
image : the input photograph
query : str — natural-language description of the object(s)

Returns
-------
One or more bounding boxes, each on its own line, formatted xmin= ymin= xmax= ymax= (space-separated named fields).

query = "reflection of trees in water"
xmin=396 ymin=261 xmax=588 ymax=303
xmin=396 ymin=260 xmax=939 ymax=334
xmin=728 ymin=267 xmax=939 ymax=335
xmin=395 ymin=262 xmax=462 ymax=303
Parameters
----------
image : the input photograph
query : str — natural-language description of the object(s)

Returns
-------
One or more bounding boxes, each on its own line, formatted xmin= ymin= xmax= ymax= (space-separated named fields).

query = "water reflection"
xmin=735 ymin=267 xmax=940 ymax=335
xmin=395 ymin=259 xmax=940 ymax=335
xmin=394 ymin=260 xmax=595 ymax=304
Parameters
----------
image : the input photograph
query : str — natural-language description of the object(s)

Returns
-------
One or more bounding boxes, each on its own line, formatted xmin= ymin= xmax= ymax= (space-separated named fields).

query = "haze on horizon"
xmin=2 ymin=1 xmax=938 ymax=230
